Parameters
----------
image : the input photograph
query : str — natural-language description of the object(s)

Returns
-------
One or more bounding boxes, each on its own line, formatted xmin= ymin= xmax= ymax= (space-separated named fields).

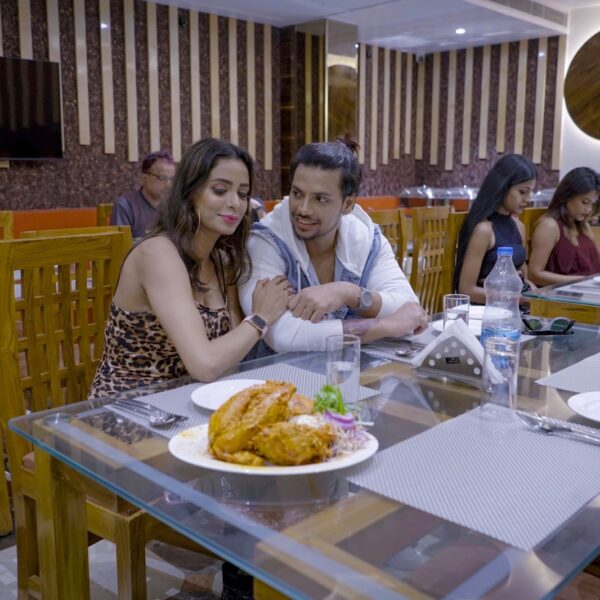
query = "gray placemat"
xmin=347 ymin=408 xmax=600 ymax=551
xmin=536 ymin=352 xmax=600 ymax=393
xmin=107 ymin=364 xmax=377 ymax=439
xmin=363 ymin=328 xmax=439 ymax=365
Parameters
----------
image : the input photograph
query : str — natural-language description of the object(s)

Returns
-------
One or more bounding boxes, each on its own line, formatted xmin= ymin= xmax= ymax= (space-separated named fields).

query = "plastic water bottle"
xmin=480 ymin=246 xmax=522 ymax=346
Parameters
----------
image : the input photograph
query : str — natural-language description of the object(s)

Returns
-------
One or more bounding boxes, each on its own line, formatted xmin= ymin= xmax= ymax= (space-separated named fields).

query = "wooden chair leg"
xmin=0 ymin=431 xmax=14 ymax=536
xmin=115 ymin=514 xmax=148 ymax=600
xmin=13 ymin=493 xmax=38 ymax=599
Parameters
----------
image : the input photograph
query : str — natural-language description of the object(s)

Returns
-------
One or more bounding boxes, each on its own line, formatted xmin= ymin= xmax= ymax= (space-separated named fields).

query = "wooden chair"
xmin=0 ymin=210 xmax=13 ymax=240
xmin=441 ymin=211 xmax=468 ymax=297
xmin=409 ymin=206 xmax=451 ymax=314
xmin=368 ymin=209 xmax=408 ymax=266
xmin=521 ymin=207 xmax=547 ymax=253
xmin=0 ymin=232 xmax=211 ymax=598
xmin=96 ymin=203 xmax=113 ymax=226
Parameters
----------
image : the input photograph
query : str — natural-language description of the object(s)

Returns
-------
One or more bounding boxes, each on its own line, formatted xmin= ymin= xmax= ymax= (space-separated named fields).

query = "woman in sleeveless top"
xmin=529 ymin=167 xmax=600 ymax=286
xmin=453 ymin=154 xmax=537 ymax=304
xmin=89 ymin=138 xmax=290 ymax=399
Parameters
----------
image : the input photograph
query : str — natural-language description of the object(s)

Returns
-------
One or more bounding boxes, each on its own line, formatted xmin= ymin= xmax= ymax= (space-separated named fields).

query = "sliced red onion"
xmin=324 ymin=410 xmax=356 ymax=430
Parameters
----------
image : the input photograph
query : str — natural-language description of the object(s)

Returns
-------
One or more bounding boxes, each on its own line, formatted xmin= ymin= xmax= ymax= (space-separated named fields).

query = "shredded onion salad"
xmin=294 ymin=384 xmax=371 ymax=456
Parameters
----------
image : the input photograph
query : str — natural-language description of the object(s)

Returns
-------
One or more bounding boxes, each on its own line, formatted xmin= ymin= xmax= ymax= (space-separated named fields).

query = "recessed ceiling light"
xmin=100 ymin=22 xmax=109 ymax=29
xmin=456 ymin=28 xmax=466 ymax=35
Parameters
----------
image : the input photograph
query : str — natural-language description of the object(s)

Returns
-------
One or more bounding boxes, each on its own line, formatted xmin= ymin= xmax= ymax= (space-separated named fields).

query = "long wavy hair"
xmin=545 ymin=167 xmax=600 ymax=239
xmin=152 ymin=138 xmax=253 ymax=291
xmin=453 ymin=154 xmax=537 ymax=292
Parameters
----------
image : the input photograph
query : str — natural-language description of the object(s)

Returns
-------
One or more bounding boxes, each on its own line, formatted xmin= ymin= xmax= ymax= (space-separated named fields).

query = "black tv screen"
xmin=0 ymin=56 xmax=63 ymax=160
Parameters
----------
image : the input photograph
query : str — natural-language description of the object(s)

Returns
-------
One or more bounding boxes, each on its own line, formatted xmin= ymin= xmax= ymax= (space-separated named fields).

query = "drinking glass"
xmin=443 ymin=294 xmax=470 ymax=329
xmin=481 ymin=336 xmax=520 ymax=418
xmin=326 ymin=334 xmax=360 ymax=405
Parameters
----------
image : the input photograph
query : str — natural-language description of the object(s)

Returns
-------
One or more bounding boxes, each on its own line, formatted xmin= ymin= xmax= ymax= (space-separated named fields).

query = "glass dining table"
xmin=9 ymin=324 xmax=600 ymax=600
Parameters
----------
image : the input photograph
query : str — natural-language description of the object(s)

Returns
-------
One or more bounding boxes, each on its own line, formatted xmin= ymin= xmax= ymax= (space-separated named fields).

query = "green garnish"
xmin=314 ymin=384 xmax=347 ymax=415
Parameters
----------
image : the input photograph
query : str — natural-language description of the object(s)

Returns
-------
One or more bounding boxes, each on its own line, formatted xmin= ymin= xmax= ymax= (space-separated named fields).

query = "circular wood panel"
xmin=564 ymin=32 xmax=600 ymax=139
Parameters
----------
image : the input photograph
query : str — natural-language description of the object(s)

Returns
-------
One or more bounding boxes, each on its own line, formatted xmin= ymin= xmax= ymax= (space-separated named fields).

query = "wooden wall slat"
xmin=532 ymin=38 xmax=548 ymax=164
xmin=430 ymin=52 xmax=441 ymax=165
xmin=246 ymin=21 xmax=256 ymax=159
xmin=318 ymin=35 xmax=324 ymax=140
xmin=99 ymin=0 xmax=115 ymax=154
xmin=358 ymin=43 xmax=366 ymax=164
xmin=189 ymin=11 xmax=201 ymax=143
xmin=228 ymin=17 xmax=238 ymax=145
xmin=147 ymin=2 xmax=160 ymax=151
xmin=382 ymin=48 xmax=390 ymax=165
xmin=415 ymin=60 xmax=425 ymax=161
xmin=496 ymin=42 xmax=509 ymax=153
xmin=304 ymin=32 xmax=312 ymax=144
xmin=73 ymin=0 xmax=90 ymax=145
xmin=209 ymin=14 xmax=220 ymax=138
xmin=552 ymin=35 xmax=566 ymax=170
xmin=404 ymin=53 xmax=413 ymax=155
xmin=478 ymin=45 xmax=491 ymax=159
xmin=46 ymin=0 xmax=60 ymax=62
xmin=123 ymin=0 xmax=138 ymax=161
xmin=445 ymin=50 xmax=457 ymax=171
xmin=18 ymin=0 xmax=32 ymax=59
xmin=514 ymin=39 xmax=528 ymax=154
xmin=0 ymin=2 xmax=3 ymax=56
xmin=461 ymin=47 xmax=473 ymax=165
xmin=263 ymin=24 xmax=272 ymax=170
xmin=370 ymin=46 xmax=379 ymax=170
xmin=393 ymin=50 xmax=401 ymax=160
xmin=169 ymin=6 xmax=181 ymax=160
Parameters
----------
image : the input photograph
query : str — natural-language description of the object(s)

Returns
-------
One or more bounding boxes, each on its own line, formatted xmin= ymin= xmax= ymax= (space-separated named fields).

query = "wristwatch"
xmin=357 ymin=287 xmax=374 ymax=311
xmin=243 ymin=314 xmax=269 ymax=338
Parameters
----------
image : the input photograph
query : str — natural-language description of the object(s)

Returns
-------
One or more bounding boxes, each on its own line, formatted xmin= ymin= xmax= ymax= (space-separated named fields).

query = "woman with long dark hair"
xmin=453 ymin=154 xmax=537 ymax=304
xmin=529 ymin=167 xmax=600 ymax=286
xmin=89 ymin=138 xmax=289 ymax=398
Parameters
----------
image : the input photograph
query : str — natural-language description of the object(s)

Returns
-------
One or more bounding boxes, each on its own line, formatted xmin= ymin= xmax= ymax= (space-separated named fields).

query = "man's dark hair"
xmin=142 ymin=150 xmax=175 ymax=173
xmin=290 ymin=137 xmax=361 ymax=198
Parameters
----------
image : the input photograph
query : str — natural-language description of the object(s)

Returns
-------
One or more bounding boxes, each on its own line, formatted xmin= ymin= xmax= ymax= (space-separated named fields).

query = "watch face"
xmin=251 ymin=315 xmax=267 ymax=329
xmin=360 ymin=288 xmax=373 ymax=309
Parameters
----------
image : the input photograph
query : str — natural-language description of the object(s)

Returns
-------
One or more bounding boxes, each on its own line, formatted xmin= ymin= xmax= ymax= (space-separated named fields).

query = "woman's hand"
xmin=251 ymin=275 xmax=291 ymax=325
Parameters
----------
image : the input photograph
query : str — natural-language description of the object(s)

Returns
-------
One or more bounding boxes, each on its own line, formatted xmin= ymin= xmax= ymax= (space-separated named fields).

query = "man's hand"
xmin=288 ymin=282 xmax=355 ymax=323
xmin=379 ymin=302 xmax=428 ymax=337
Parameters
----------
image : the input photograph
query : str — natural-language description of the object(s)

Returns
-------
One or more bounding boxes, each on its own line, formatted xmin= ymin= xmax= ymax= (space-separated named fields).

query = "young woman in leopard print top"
xmin=89 ymin=138 xmax=290 ymax=399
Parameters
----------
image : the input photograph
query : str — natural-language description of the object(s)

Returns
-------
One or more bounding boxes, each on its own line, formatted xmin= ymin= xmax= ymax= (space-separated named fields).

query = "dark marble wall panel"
xmin=217 ymin=15 xmax=230 ymax=143
xmin=236 ymin=19 xmax=248 ymax=153
xmin=0 ymin=0 xmax=281 ymax=209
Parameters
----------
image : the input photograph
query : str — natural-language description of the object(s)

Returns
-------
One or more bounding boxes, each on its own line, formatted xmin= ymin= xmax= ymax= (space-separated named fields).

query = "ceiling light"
xmin=100 ymin=22 xmax=109 ymax=29
xmin=455 ymin=28 xmax=466 ymax=35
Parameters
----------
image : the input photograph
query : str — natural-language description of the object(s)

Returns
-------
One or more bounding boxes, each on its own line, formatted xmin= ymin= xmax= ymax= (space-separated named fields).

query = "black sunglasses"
xmin=522 ymin=316 xmax=575 ymax=336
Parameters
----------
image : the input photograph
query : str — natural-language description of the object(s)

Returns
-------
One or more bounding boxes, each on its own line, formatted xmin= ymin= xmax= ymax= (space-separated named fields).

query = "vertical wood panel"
xmin=514 ymin=39 xmax=528 ymax=154
xmin=370 ymin=47 xmax=378 ymax=171
xmin=18 ymin=0 xmax=32 ymax=59
xmin=0 ymin=3 xmax=3 ymax=55
xmin=304 ymin=32 xmax=312 ymax=144
xmin=430 ymin=53 xmax=441 ymax=165
xmin=189 ymin=11 xmax=201 ymax=143
xmin=209 ymin=14 xmax=220 ymax=138
xmin=263 ymin=24 xmax=272 ymax=170
xmin=169 ymin=6 xmax=181 ymax=160
xmin=123 ymin=0 xmax=138 ymax=161
xmin=73 ymin=0 xmax=90 ymax=145
xmin=46 ymin=0 xmax=60 ymax=62
xmin=496 ymin=42 xmax=509 ymax=153
xmin=478 ymin=45 xmax=491 ymax=159
xmin=318 ymin=35 xmax=324 ymax=141
xmin=415 ymin=60 xmax=425 ymax=160
xmin=358 ymin=44 xmax=366 ymax=164
xmin=552 ymin=35 xmax=566 ymax=170
xmin=393 ymin=51 xmax=402 ymax=160
xmin=228 ymin=17 xmax=238 ymax=145
xmin=445 ymin=50 xmax=457 ymax=171
xmin=382 ymin=48 xmax=390 ymax=165
xmin=246 ymin=21 xmax=256 ymax=159
xmin=147 ymin=2 xmax=160 ymax=151
xmin=99 ymin=0 xmax=115 ymax=154
xmin=461 ymin=47 xmax=473 ymax=165
xmin=404 ymin=54 xmax=413 ymax=155
xmin=532 ymin=38 xmax=547 ymax=164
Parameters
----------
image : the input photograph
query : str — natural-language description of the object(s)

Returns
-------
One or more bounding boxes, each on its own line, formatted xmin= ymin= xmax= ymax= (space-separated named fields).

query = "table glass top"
xmin=524 ymin=274 xmax=600 ymax=307
xmin=9 ymin=326 xmax=600 ymax=599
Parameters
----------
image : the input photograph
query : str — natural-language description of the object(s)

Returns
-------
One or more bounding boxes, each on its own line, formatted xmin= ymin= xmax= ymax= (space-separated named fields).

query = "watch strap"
xmin=243 ymin=314 xmax=268 ymax=338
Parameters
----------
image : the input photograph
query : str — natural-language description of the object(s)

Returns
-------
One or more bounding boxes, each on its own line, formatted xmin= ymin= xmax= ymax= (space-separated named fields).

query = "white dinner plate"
xmin=168 ymin=424 xmax=379 ymax=476
xmin=431 ymin=319 xmax=483 ymax=336
xmin=592 ymin=276 xmax=600 ymax=285
xmin=191 ymin=379 xmax=266 ymax=411
xmin=567 ymin=392 xmax=600 ymax=423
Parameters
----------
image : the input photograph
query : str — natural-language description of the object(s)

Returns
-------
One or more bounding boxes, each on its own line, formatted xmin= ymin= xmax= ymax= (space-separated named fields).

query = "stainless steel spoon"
xmin=516 ymin=413 xmax=600 ymax=446
xmin=110 ymin=400 xmax=187 ymax=428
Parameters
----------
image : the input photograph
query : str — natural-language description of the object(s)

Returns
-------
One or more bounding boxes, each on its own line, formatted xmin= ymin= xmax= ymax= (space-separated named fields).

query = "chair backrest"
xmin=409 ymin=206 xmax=451 ymax=314
xmin=441 ymin=211 xmax=468 ymax=297
xmin=0 ymin=232 xmax=127 ymax=463
xmin=521 ymin=207 xmax=547 ymax=253
xmin=0 ymin=211 xmax=13 ymax=240
xmin=97 ymin=203 xmax=113 ymax=226
xmin=368 ymin=209 xmax=408 ymax=266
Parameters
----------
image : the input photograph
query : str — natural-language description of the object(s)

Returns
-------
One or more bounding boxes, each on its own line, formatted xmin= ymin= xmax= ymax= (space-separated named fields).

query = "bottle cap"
xmin=497 ymin=246 xmax=513 ymax=256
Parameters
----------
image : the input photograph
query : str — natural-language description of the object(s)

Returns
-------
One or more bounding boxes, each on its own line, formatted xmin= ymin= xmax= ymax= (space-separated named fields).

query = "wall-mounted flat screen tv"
xmin=0 ymin=56 xmax=63 ymax=160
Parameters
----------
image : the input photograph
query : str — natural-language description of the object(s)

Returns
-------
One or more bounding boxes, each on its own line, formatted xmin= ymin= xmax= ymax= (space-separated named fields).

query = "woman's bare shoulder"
xmin=534 ymin=216 xmax=560 ymax=236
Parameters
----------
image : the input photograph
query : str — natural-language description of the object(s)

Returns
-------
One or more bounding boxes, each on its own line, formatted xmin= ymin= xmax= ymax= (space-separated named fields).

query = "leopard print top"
xmin=88 ymin=302 xmax=230 ymax=399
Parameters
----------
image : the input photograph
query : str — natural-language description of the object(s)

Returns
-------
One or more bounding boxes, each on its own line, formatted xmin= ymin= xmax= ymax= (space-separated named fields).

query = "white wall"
xmin=560 ymin=7 xmax=600 ymax=176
